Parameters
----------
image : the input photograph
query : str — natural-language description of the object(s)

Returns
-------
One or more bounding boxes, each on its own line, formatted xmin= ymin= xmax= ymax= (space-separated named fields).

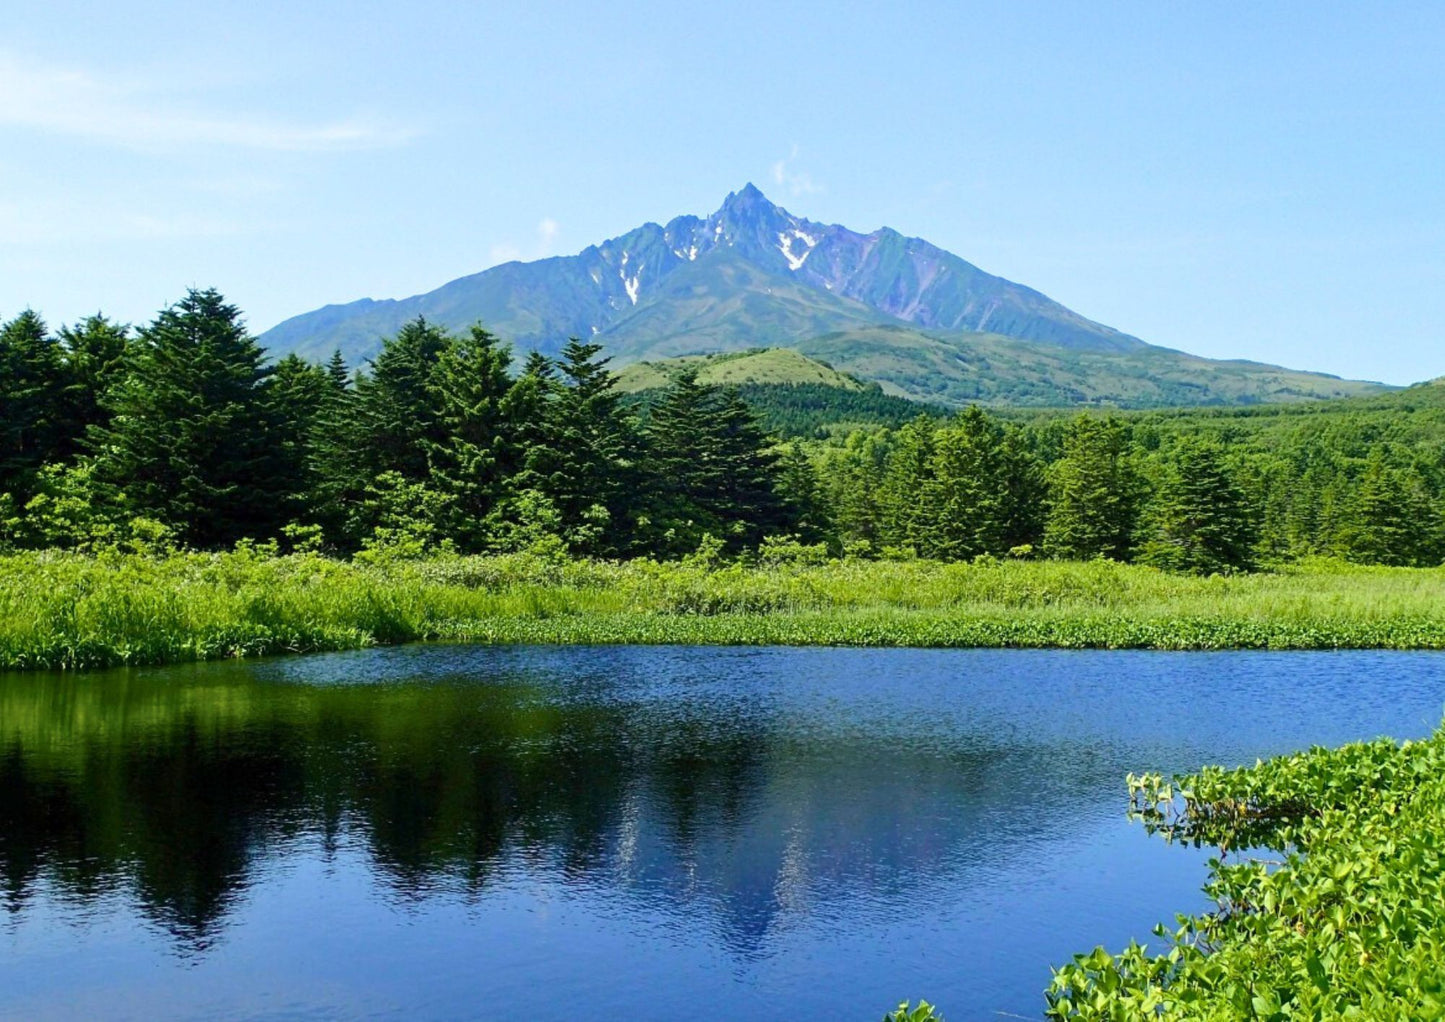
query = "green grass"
xmin=4 ymin=550 xmax=1445 ymax=671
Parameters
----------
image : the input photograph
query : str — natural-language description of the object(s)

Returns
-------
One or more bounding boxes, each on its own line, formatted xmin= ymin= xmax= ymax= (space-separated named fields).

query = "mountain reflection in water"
xmin=2 ymin=646 xmax=1442 ymax=1021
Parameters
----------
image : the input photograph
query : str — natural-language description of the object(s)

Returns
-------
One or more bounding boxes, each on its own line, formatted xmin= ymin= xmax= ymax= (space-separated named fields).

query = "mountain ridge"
xmin=258 ymin=185 xmax=1389 ymax=408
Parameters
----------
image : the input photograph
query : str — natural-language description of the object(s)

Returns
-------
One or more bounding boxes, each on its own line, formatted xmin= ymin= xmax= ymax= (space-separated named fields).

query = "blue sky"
xmin=3 ymin=1 xmax=1442 ymax=384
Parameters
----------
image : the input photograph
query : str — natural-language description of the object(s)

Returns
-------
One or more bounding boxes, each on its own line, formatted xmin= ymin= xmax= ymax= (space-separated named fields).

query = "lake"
xmin=2 ymin=646 xmax=1442 ymax=1021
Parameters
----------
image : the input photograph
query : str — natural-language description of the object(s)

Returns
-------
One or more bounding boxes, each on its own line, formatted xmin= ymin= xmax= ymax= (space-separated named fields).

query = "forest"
xmin=2 ymin=288 xmax=1443 ymax=574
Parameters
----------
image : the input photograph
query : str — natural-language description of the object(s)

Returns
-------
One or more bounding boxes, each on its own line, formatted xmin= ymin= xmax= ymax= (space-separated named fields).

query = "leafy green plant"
xmin=883 ymin=1000 xmax=944 ymax=1022
xmin=1048 ymin=726 xmax=1445 ymax=1019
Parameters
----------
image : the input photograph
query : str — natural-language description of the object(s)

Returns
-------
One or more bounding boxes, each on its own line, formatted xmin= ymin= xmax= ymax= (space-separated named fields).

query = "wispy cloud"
xmin=0 ymin=196 xmax=258 ymax=244
xmin=771 ymin=144 xmax=822 ymax=197
xmin=0 ymin=53 xmax=414 ymax=152
xmin=490 ymin=218 xmax=564 ymax=266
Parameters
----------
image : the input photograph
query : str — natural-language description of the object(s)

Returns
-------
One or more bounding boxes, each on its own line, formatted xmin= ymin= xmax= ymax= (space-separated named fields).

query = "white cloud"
xmin=0 ymin=52 xmax=414 ymax=152
xmin=489 ymin=217 xmax=563 ymax=267
xmin=537 ymin=217 xmax=560 ymax=254
xmin=771 ymin=144 xmax=822 ymax=197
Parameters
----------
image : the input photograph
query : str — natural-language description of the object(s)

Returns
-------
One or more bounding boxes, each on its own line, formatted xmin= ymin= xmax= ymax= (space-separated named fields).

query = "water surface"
xmin=2 ymin=646 xmax=1442 ymax=1021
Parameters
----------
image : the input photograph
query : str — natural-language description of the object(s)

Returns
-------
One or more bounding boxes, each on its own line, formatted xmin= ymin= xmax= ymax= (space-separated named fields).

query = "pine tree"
xmin=91 ymin=289 xmax=285 ymax=547
xmin=1043 ymin=415 xmax=1139 ymax=560
xmin=1138 ymin=438 xmax=1256 ymax=574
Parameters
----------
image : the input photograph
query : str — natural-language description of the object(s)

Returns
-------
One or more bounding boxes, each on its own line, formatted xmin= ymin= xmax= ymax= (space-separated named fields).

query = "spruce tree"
xmin=1138 ymin=438 xmax=1256 ymax=574
xmin=57 ymin=315 xmax=130 ymax=460
xmin=0 ymin=311 xmax=69 ymax=500
xmin=267 ymin=354 xmax=334 ymax=529
xmin=428 ymin=324 xmax=520 ymax=549
xmin=349 ymin=317 xmax=451 ymax=484
xmin=775 ymin=441 xmax=831 ymax=545
xmin=922 ymin=407 xmax=1011 ymax=560
xmin=91 ymin=289 xmax=284 ymax=547
xmin=641 ymin=369 xmax=725 ymax=553
xmin=1043 ymin=415 xmax=1139 ymax=560
xmin=308 ymin=352 xmax=364 ymax=547
xmin=521 ymin=339 xmax=635 ymax=555
xmin=642 ymin=374 xmax=793 ymax=554
xmin=1335 ymin=453 xmax=1439 ymax=566
xmin=876 ymin=416 xmax=937 ymax=555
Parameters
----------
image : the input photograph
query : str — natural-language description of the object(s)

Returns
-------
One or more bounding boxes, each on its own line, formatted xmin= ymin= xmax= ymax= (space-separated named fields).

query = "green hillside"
xmin=613 ymin=335 xmax=1389 ymax=411
xmin=793 ymin=325 xmax=1388 ymax=408
xmin=614 ymin=347 xmax=866 ymax=392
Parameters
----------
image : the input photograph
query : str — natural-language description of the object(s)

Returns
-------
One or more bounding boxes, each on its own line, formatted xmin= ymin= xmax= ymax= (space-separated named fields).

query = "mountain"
xmin=259 ymin=185 xmax=1389 ymax=407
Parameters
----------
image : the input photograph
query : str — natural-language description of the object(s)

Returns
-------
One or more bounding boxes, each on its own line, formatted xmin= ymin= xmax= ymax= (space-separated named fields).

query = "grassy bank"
xmin=4 ymin=549 xmax=1445 ymax=670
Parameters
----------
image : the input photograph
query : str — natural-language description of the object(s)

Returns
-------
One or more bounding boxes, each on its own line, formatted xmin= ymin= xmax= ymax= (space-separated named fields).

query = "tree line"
xmin=2 ymin=289 xmax=1441 ymax=572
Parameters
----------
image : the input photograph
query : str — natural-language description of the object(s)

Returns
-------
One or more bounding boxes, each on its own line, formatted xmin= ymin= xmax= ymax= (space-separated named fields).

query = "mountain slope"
xmin=258 ymin=185 xmax=1390 ymax=407
xmin=614 ymin=348 xmax=868 ymax=393
xmin=792 ymin=327 xmax=1383 ymax=407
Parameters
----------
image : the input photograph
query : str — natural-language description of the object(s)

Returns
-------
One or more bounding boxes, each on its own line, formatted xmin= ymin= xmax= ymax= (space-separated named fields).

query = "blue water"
xmin=1 ymin=646 xmax=1442 ymax=1021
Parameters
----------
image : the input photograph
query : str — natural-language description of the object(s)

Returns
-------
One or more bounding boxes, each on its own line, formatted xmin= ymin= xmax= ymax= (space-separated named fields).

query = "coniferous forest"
xmin=3 ymin=288 xmax=1443 ymax=573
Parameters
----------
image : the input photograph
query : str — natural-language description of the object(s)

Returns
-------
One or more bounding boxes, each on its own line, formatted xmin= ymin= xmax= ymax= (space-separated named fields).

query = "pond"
xmin=2 ymin=646 xmax=1442 ymax=1021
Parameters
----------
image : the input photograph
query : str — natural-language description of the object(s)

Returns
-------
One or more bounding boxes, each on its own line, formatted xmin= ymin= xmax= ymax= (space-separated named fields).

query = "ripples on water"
xmin=1 ymin=647 xmax=1442 ymax=1021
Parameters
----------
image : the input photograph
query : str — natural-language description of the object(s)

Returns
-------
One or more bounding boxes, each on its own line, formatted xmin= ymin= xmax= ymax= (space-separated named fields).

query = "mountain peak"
xmin=717 ymin=182 xmax=775 ymax=216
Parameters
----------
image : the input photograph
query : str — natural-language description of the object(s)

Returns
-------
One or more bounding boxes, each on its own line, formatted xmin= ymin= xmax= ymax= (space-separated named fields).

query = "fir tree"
xmin=349 ymin=317 xmax=451 ymax=484
xmin=57 ymin=315 xmax=130 ymax=459
xmin=428 ymin=324 xmax=520 ymax=549
xmin=0 ymin=310 xmax=69 ymax=500
xmin=1044 ymin=415 xmax=1139 ymax=560
xmin=522 ymin=339 xmax=635 ymax=555
xmin=91 ymin=289 xmax=285 ymax=547
xmin=1138 ymin=438 xmax=1256 ymax=574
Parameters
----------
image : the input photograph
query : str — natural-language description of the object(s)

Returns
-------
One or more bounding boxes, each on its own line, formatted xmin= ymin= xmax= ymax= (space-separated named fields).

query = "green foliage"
xmin=1137 ymin=438 xmax=1256 ymax=574
xmin=354 ymin=471 xmax=456 ymax=562
xmin=3 ymin=552 xmax=1445 ymax=671
xmin=4 ymin=291 xmax=1443 ymax=573
xmin=1045 ymin=415 xmax=1140 ymax=560
xmin=520 ymin=338 xmax=637 ymax=556
xmin=642 ymin=371 xmax=796 ymax=555
xmin=883 ymin=1000 xmax=944 ymax=1022
xmin=1048 ymin=725 xmax=1445 ymax=1020
xmin=90 ymin=289 xmax=288 ymax=548
xmin=0 ymin=310 xmax=70 ymax=501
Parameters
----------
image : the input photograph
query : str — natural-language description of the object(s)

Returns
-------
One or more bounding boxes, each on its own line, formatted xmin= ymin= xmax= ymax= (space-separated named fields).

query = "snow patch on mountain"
xmin=778 ymin=229 xmax=817 ymax=271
